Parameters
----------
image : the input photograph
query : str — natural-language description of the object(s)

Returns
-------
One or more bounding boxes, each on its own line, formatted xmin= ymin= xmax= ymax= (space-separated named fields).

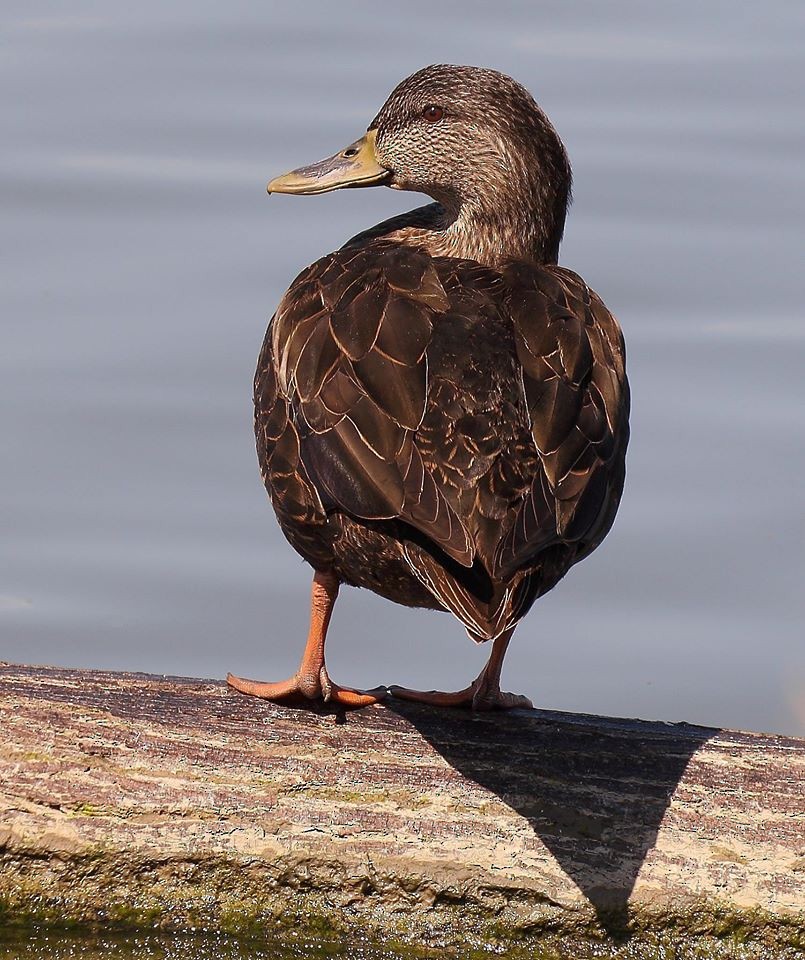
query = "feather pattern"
xmin=256 ymin=239 xmax=628 ymax=640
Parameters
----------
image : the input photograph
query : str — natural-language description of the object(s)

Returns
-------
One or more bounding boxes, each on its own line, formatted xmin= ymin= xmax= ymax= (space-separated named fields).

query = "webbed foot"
xmin=227 ymin=571 xmax=385 ymax=709
xmin=389 ymin=626 xmax=531 ymax=711
xmin=227 ymin=667 xmax=386 ymax=708
xmin=389 ymin=679 xmax=532 ymax=711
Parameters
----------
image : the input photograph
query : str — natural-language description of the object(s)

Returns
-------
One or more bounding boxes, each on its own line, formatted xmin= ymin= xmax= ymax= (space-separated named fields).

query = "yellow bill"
xmin=268 ymin=129 xmax=389 ymax=195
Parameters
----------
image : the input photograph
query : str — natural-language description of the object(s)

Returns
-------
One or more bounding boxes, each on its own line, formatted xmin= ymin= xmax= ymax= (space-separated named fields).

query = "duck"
xmin=226 ymin=64 xmax=629 ymax=710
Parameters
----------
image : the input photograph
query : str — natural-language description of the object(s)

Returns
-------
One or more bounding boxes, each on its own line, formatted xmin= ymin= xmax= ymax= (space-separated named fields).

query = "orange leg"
xmin=390 ymin=627 xmax=533 ymax=711
xmin=227 ymin=571 xmax=385 ymax=708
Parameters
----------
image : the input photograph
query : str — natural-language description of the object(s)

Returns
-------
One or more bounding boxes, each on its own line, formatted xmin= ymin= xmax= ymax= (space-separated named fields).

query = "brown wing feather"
xmin=257 ymin=240 xmax=628 ymax=640
xmin=262 ymin=242 xmax=474 ymax=568
xmin=392 ymin=258 xmax=627 ymax=637
xmin=495 ymin=262 xmax=629 ymax=581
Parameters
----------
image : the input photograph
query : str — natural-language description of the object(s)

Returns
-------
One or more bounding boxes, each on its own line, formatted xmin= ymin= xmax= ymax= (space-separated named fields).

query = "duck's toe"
xmin=390 ymin=681 xmax=531 ymax=711
xmin=226 ymin=671 xmax=386 ymax=709
xmin=388 ymin=683 xmax=476 ymax=708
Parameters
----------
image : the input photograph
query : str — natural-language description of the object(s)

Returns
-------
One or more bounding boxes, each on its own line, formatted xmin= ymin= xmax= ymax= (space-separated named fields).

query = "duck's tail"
xmin=402 ymin=543 xmax=538 ymax=641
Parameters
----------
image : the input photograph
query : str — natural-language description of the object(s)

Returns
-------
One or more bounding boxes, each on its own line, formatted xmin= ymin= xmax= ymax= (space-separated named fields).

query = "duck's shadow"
xmin=382 ymin=697 xmax=717 ymax=939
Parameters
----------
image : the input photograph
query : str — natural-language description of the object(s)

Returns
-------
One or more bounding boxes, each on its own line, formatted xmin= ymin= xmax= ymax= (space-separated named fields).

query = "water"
xmin=2 ymin=1 xmax=803 ymax=736
xmin=0 ymin=930 xmax=426 ymax=960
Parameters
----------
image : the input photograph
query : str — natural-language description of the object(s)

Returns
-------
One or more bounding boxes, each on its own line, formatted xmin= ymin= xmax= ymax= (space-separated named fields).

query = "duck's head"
xmin=269 ymin=64 xmax=572 ymax=265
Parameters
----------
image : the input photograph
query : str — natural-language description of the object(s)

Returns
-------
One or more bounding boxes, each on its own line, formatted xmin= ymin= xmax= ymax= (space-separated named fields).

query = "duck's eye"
xmin=422 ymin=104 xmax=444 ymax=123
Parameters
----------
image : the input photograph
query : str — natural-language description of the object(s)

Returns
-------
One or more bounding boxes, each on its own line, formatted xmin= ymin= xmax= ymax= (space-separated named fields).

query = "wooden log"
xmin=1 ymin=662 xmax=803 ymax=958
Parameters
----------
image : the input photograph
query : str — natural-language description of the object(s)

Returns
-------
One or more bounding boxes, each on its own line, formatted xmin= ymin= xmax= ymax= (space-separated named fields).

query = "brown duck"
xmin=227 ymin=65 xmax=629 ymax=710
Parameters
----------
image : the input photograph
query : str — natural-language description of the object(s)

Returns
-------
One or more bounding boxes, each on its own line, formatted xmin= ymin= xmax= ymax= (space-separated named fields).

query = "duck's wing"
xmin=390 ymin=260 xmax=629 ymax=640
xmin=257 ymin=242 xmax=474 ymax=568
xmin=495 ymin=261 xmax=630 ymax=580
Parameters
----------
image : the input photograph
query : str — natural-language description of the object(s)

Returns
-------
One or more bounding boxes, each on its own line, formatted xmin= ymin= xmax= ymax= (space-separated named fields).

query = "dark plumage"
xmin=228 ymin=65 xmax=629 ymax=710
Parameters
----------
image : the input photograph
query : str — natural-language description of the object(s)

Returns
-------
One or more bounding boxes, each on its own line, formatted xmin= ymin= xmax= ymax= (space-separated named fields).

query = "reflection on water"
xmin=1 ymin=2 xmax=803 ymax=734
xmin=0 ymin=930 xmax=424 ymax=960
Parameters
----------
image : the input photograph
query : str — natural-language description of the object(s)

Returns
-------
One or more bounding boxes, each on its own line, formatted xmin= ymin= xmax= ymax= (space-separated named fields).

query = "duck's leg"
xmin=389 ymin=627 xmax=533 ymax=711
xmin=227 ymin=570 xmax=385 ymax=708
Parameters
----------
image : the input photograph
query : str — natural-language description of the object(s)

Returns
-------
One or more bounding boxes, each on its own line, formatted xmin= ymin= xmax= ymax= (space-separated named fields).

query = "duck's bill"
xmin=267 ymin=130 xmax=390 ymax=195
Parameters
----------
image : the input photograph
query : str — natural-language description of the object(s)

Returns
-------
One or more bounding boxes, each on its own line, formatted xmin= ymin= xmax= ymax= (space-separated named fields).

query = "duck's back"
xmin=256 ymin=240 xmax=629 ymax=640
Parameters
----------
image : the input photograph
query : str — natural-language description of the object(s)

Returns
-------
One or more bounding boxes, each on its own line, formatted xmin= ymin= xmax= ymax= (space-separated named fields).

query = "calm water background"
xmin=2 ymin=1 xmax=804 ymax=736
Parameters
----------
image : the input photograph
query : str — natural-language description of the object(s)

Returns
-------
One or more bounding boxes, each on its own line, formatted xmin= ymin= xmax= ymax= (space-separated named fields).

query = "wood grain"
xmin=1 ymin=662 xmax=803 ymax=957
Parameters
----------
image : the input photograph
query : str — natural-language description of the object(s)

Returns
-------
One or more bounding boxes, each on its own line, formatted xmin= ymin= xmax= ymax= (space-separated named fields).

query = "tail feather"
xmin=403 ymin=544 xmax=535 ymax=641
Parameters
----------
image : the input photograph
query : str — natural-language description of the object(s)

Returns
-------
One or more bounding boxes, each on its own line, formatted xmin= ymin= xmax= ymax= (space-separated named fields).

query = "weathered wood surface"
xmin=1 ymin=662 xmax=803 ymax=957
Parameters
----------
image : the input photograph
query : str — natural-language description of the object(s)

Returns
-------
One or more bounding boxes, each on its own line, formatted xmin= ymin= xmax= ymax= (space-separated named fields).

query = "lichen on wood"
xmin=1 ymin=662 xmax=803 ymax=958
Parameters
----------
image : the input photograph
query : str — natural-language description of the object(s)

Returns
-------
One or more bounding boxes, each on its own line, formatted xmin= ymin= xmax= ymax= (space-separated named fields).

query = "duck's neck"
xmin=358 ymin=187 xmax=568 ymax=269
xmin=415 ymin=192 xmax=568 ymax=266
xmin=353 ymin=152 xmax=571 ymax=267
